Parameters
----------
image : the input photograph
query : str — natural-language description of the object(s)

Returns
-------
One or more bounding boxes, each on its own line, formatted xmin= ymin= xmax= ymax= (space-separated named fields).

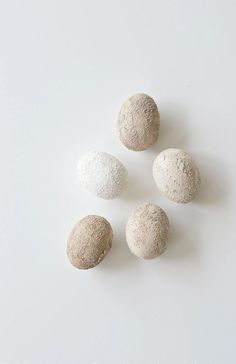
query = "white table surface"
xmin=0 ymin=1 xmax=235 ymax=363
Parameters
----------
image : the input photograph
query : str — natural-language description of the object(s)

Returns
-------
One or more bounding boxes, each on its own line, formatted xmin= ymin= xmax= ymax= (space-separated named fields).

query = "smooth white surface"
xmin=0 ymin=0 xmax=235 ymax=363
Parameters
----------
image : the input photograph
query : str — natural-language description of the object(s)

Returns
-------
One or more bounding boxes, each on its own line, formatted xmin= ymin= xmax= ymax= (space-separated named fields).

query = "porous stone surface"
xmin=126 ymin=202 xmax=169 ymax=259
xmin=117 ymin=93 xmax=160 ymax=151
xmin=67 ymin=215 xmax=113 ymax=269
xmin=78 ymin=151 xmax=128 ymax=199
xmin=153 ymin=148 xmax=201 ymax=203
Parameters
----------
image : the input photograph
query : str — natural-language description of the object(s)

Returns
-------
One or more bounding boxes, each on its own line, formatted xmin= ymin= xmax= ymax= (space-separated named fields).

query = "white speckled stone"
xmin=78 ymin=151 xmax=128 ymax=199
xmin=117 ymin=93 xmax=160 ymax=151
xmin=153 ymin=148 xmax=201 ymax=203
xmin=126 ymin=202 xmax=169 ymax=259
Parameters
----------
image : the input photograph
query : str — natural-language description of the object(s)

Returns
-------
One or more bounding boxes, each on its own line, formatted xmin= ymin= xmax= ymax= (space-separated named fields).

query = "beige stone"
xmin=153 ymin=148 xmax=201 ymax=203
xmin=117 ymin=93 xmax=160 ymax=151
xmin=67 ymin=215 xmax=113 ymax=269
xmin=126 ymin=202 xmax=169 ymax=259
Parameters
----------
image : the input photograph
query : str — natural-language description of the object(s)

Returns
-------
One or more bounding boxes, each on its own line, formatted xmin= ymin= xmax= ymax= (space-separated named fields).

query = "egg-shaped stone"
xmin=126 ymin=202 xmax=169 ymax=259
xmin=67 ymin=215 xmax=113 ymax=270
xmin=153 ymin=148 xmax=201 ymax=203
xmin=78 ymin=151 xmax=128 ymax=199
xmin=117 ymin=93 xmax=160 ymax=151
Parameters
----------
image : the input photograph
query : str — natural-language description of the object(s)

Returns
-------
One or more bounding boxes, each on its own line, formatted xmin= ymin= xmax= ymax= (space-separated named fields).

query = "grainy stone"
xmin=67 ymin=215 xmax=113 ymax=270
xmin=126 ymin=202 xmax=169 ymax=259
xmin=117 ymin=93 xmax=160 ymax=151
xmin=78 ymin=151 xmax=128 ymax=199
xmin=153 ymin=148 xmax=201 ymax=203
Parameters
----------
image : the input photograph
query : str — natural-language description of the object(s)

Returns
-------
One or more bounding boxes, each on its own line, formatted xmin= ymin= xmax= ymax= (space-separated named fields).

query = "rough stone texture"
xmin=117 ymin=93 xmax=160 ymax=151
xmin=67 ymin=215 xmax=113 ymax=270
xmin=126 ymin=202 xmax=169 ymax=259
xmin=78 ymin=151 xmax=128 ymax=199
xmin=153 ymin=148 xmax=201 ymax=203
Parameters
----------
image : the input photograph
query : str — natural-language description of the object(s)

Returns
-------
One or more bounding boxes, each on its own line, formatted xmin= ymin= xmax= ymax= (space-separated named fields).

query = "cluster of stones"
xmin=67 ymin=93 xmax=201 ymax=270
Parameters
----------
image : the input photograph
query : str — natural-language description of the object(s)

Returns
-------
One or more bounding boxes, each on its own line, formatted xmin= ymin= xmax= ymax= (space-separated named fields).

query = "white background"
xmin=0 ymin=0 xmax=235 ymax=363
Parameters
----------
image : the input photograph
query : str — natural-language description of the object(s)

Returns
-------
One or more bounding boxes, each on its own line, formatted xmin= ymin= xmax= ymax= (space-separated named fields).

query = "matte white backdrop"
xmin=0 ymin=0 xmax=235 ymax=363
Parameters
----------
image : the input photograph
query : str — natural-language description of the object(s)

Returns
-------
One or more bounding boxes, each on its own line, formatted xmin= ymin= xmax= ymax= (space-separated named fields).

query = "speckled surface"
xmin=153 ymin=148 xmax=201 ymax=203
xmin=126 ymin=202 xmax=169 ymax=259
xmin=117 ymin=93 xmax=160 ymax=151
xmin=67 ymin=215 xmax=113 ymax=269
xmin=78 ymin=151 xmax=128 ymax=199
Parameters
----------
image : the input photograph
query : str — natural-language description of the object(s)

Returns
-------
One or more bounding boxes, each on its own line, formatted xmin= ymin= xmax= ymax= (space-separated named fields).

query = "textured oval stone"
xmin=117 ymin=93 xmax=160 ymax=151
xmin=67 ymin=215 xmax=113 ymax=269
xmin=78 ymin=151 xmax=128 ymax=199
xmin=126 ymin=202 xmax=169 ymax=259
xmin=153 ymin=148 xmax=201 ymax=203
